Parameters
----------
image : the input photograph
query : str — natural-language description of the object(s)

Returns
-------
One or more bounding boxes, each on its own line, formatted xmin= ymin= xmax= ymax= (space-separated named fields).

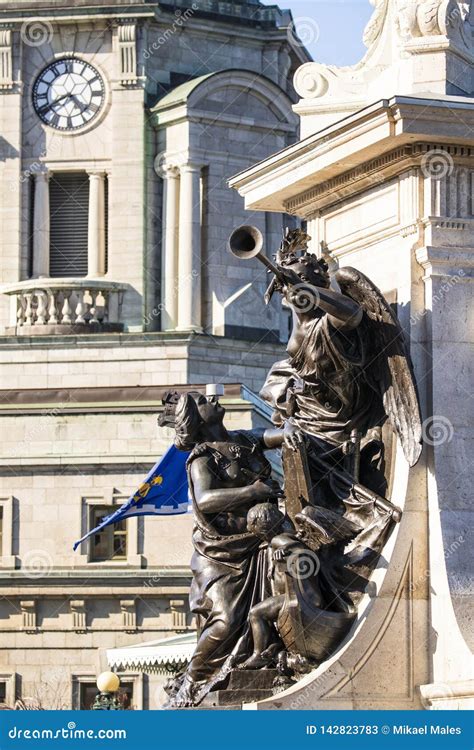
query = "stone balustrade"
xmin=2 ymin=279 xmax=126 ymax=335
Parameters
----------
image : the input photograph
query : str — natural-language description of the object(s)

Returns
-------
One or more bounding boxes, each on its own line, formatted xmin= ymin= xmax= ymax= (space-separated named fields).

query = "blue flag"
xmin=73 ymin=445 xmax=190 ymax=551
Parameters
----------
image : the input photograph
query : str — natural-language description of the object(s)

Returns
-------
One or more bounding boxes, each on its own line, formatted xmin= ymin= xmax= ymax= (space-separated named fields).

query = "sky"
xmin=261 ymin=0 xmax=373 ymax=66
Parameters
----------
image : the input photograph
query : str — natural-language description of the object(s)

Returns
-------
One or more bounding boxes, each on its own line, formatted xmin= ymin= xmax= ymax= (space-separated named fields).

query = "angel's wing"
xmin=335 ymin=267 xmax=422 ymax=467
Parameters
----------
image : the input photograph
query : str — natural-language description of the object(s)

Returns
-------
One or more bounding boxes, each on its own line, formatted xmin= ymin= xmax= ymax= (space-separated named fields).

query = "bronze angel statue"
xmin=229 ymin=225 xmax=422 ymax=614
xmin=158 ymin=226 xmax=423 ymax=708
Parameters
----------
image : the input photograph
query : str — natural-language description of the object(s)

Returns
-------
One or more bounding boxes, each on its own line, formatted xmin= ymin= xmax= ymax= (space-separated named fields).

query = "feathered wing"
xmin=335 ymin=267 xmax=422 ymax=466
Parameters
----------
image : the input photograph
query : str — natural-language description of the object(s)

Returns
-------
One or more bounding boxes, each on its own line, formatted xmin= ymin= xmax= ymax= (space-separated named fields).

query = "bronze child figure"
xmin=239 ymin=502 xmax=360 ymax=672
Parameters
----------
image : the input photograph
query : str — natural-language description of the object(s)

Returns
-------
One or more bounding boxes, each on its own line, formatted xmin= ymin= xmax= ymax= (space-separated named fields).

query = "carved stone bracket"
xmin=0 ymin=28 xmax=13 ymax=90
xmin=20 ymin=600 xmax=37 ymax=632
xmin=170 ymin=599 xmax=186 ymax=631
xmin=120 ymin=598 xmax=137 ymax=632
xmin=70 ymin=599 xmax=87 ymax=632
xmin=117 ymin=22 xmax=137 ymax=85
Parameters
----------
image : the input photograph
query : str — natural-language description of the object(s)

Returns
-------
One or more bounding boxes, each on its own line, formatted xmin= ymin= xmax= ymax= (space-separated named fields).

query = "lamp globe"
xmin=97 ymin=671 xmax=120 ymax=694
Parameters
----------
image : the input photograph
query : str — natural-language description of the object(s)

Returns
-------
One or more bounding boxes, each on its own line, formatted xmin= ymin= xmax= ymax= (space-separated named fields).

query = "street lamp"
xmin=92 ymin=671 xmax=122 ymax=710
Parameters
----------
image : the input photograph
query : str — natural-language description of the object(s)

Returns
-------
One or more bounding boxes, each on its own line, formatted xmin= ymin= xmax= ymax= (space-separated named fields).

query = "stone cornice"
xmin=286 ymin=143 xmax=474 ymax=216
xmin=415 ymin=245 xmax=474 ymax=278
xmin=0 ymin=10 xmax=155 ymax=26
xmin=230 ymin=97 xmax=474 ymax=213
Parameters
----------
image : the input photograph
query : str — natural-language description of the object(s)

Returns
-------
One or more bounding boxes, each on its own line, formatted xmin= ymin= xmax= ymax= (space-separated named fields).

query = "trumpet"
xmin=228 ymin=225 xmax=284 ymax=282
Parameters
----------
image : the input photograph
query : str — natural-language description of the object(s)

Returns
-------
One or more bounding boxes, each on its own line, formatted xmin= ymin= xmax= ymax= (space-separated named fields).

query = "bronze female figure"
xmin=160 ymin=390 xmax=290 ymax=707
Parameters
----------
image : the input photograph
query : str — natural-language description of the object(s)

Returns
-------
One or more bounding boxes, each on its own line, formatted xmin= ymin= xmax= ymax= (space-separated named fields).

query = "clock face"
xmin=33 ymin=58 xmax=105 ymax=131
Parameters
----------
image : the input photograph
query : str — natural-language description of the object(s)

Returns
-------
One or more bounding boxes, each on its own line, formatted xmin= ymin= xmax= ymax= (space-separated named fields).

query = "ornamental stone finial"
xmin=293 ymin=0 xmax=473 ymax=138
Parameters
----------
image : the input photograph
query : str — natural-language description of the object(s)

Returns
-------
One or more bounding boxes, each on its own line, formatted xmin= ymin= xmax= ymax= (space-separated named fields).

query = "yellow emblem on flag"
xmin=131 ymin=475 xmax=163 ymax=505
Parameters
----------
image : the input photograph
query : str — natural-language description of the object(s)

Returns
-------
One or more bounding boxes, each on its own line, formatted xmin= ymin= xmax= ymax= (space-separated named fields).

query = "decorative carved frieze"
xmin=117 ymin=23 xmax=137 ymax=85
xmin=396 ymin=0 xmax=472 ymax=49
xmin=0 ymin=28 xmax=13 ymax=90
xmin=285 ymin=143 xmax=474 ymax=217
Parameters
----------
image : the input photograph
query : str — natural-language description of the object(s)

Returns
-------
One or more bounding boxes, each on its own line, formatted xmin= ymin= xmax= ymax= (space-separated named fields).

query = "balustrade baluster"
xmin=83 ymin=289 xmax=92 ymax=323
xmin=75 ymin=290 xmax=86 ymax=324
xmin=36 ymin=291 xmax=48 ymax=325
xmin=24 ymin=293 xmax=33 ymax=326
xmin=89 ymin=291 xmax=100 ymax=323
xmin=61 ymin=291 xmax=73 ymax=324
xmin=48 ymin=291 xmax=58 ymax=324
xmin=17 ymin=295 xmax=26 ymax=327
xmin=95 ymin=291 xmax=107 ymax=323
xmin=98 ymin=291 xmax=108 ymax=323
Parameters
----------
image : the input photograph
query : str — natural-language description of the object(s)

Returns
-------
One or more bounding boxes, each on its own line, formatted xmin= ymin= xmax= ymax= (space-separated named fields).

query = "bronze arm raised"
xmin=281 ymin=268 xmax=362 ymax=331
xmin=189 ymin=456 xmax=283 ymax=514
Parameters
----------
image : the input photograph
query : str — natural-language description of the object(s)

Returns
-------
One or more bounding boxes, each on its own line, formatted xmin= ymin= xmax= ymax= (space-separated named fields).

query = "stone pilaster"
xmin=161 ymin=165 xmax=180 ymax=330
xmin=32 ymin=171 xmax=50 ymax=278
xmin=177 ymin=162 xmax=202 ymax=332
xmin=87 ymin=172 xmax=106 ymax=278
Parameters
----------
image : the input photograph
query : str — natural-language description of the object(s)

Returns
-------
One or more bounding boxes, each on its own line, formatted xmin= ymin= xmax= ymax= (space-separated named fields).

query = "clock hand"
xmin=37 ymin=93 xmax=70 ymax=116
xmin=70 ymin=94 xmax=88 ymax=113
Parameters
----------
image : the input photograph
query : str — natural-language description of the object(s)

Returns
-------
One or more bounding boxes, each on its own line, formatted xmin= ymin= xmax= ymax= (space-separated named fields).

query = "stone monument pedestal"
xmin=230 ymin=0 xmax=474 ymax=711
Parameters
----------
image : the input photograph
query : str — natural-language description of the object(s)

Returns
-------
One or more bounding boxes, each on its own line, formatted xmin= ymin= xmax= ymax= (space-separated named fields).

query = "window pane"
xmin=112 ymin=533 xmax=127 ymax=558
xmin=90 ymin=508 xmax=111 ymax=561
xmin=89 ymin=507 xmax=127 ymax=562
xmin=0 ymin=681 xmax=6 ymax=703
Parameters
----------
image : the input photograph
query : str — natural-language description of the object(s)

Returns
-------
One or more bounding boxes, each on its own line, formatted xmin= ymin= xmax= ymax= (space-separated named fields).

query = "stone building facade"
xmin=0 ymin=0 xmax=309 ymax=709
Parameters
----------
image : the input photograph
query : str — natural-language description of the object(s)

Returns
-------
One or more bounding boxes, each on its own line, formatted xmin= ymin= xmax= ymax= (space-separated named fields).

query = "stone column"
xmin=87 ymin=171 xmax=106 ymax=277
xmin=32 ymin=171 xmax=50 ymax=277
xmin=177 ymin=162 xmax=202 ymax=332
xmin=161 ymin=165 xmax=180 ymax=330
